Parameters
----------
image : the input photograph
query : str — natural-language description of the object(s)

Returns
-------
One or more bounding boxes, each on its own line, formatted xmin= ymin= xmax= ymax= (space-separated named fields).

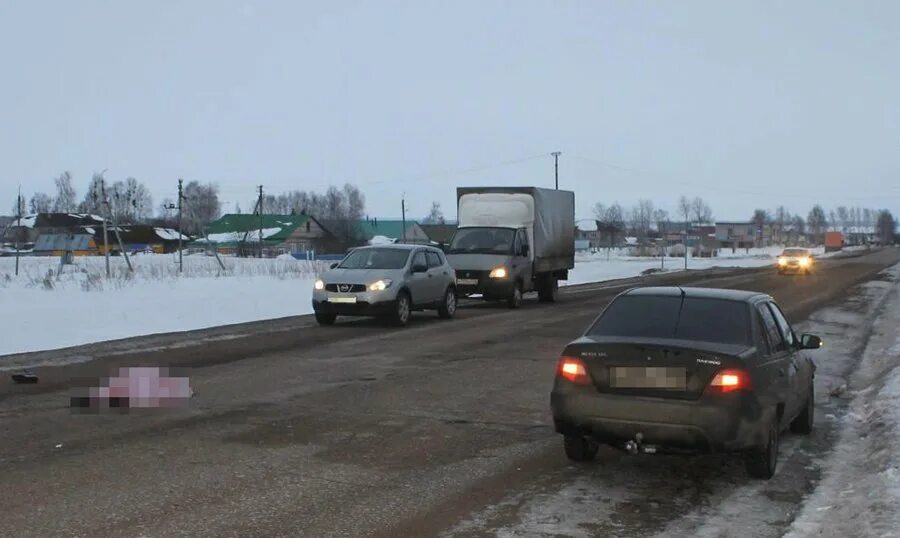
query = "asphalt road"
xmin=2 ymin=248 xmax=899 ymax=537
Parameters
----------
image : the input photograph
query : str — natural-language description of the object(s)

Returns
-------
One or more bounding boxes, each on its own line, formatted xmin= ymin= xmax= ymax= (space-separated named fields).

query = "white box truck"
xmin=445 ymin=187 xmax=575 ymax=308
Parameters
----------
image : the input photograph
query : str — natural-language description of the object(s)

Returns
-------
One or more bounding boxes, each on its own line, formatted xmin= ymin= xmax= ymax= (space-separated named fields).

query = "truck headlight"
xmin=314 ymin=279 xmax=325 ymax=290
xmin=489 ymin=267 xmax=508 ymax=279
xmin=369 ymin=279 xmax=393 ymax=291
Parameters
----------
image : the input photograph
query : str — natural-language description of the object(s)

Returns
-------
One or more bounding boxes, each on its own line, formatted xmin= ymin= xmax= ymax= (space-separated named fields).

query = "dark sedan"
xmin=550 ymin=286 xmax=821 ymax=479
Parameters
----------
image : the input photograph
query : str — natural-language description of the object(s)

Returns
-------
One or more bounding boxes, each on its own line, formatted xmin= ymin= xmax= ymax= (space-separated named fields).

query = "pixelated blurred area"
xmin=70 ymin=366 xmax=193 ymax=414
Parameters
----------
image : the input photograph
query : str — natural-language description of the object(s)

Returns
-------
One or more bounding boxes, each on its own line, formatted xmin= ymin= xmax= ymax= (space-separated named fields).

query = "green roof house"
xmin=199 ymin=214 xmax=333 ymax=255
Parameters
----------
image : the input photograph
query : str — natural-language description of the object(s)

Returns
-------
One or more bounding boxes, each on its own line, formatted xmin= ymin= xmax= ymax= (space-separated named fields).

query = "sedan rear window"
xmin=588 ymin=295 xmax=751 ymax=346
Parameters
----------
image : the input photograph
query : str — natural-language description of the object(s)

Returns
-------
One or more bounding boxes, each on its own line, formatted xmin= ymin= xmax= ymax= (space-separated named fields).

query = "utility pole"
xmin=14 ymin=185 xmax=22 ymax=276
xmin=177 ymin=178 xmax=184 ymax=273
xmin=100 ymin=173 xmax=111 ymax=278
xmin=401 ymin=196 xmax=407 ymax=244
xmin=551 ymin=151 xmax=562 ymax=190
xmin=257 ymin=185 xmax=264 ymax=258
xmin=106 ymin=191 xmax=133 ymax=273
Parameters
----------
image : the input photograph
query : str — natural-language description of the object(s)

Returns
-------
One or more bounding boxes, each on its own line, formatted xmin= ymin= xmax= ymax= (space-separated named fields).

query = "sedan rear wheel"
xmin=791 ymin=383 xmax=815 ymax=434
xmin=563 ymin=435 xmax=599 ymax=462
xmin=746 ymin=416 xmax=779 ymax=479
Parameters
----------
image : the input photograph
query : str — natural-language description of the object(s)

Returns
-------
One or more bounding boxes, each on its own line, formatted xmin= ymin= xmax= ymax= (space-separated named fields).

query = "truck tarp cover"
xmin=457 ymin=187 xmax=575 ymax=272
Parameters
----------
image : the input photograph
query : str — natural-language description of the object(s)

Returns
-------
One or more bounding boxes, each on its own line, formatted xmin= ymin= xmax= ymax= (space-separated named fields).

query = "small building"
xmin=199 ymin=214 xmax=334 ymax=257
xmin=359 ymin=219 xmax=429 ymax=244
xmin=83 ymin=225 xmax=189 ymax=254
xmin=420 ymin=223 xmax=458 ymax=245
xmin=33 ymin=233 xmax=97 ymax=257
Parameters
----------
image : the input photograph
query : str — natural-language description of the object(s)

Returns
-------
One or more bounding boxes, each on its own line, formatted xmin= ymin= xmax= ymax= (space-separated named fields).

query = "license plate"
xmin=457 ymin=278 xmax=478 ymax=285
xmin=610 ymin=367 xmax=686 ymax=389
xmin=328 ymin=296 xmax=357 ymax=304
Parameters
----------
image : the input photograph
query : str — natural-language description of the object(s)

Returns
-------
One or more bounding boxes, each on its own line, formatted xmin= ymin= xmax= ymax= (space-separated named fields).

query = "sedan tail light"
xmin=557 ymin=357 xmax=590 ymax=385
xmin=707 ymin=369 xmax=751 ymax=394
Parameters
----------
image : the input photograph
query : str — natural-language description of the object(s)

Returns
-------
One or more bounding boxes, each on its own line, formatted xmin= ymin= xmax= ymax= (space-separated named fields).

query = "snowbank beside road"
xmin=785 ymin=264 xmax=900 ymax=538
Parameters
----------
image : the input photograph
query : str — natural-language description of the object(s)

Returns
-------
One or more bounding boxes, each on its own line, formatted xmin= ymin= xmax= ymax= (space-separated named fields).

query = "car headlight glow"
xmin=489 ymin=267 xmax=508 ymax=279
xmin=777 ymin=258 xmax=787 ymax=266
xmin=369 ymin=279 xmax=393 ymax=291
xmin=314 ymin=279 xmax=325 ymax=290
xmin=799 ymin=257 xmax=810 ymax=267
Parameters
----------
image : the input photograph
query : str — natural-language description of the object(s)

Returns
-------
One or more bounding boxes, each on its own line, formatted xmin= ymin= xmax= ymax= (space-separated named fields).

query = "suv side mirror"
xmin=412 ymin=263 xmax=428 ymax=274
xmin=330 ymin=262 xmax=339 ymax=269
xmin=799 ymin=333 xmax=823 ymax=350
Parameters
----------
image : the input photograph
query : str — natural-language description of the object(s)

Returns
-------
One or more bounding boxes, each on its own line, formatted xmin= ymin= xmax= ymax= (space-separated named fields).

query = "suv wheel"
xmin=746 ymin=416 xmax=779 ymax=479
xmin=790 ymin=383 xmax=815 ymax=434
xmin=438 ymin=287 xmax=457 ymax=319
xmin=564 ymin=435 xmax=599 ymax=462
xmin=507 ymin=282 xmax=523 ymax=309
xmin=315 ymin=312 xmax=336 ymax=326
xmin=391 ymin=291 xmax=411 ymax=326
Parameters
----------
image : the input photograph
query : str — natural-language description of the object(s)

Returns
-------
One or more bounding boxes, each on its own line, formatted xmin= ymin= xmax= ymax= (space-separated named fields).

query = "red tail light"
xmin=707 ymin=369 xmax=751 ymax=394
xmin=557 ymin=357 xmax=590 ymax=385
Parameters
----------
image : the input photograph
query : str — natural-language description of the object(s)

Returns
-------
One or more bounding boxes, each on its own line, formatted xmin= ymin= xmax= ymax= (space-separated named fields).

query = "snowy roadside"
xmin=784 ymin=264 xmax=900 ymax=538
xmin=0 ymin=247 xmax=847 ymax=357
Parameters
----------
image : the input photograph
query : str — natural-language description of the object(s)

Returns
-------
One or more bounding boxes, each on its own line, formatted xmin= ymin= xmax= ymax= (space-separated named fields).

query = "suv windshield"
xmin=339 ymin=248 xmax=410 ymax=270
xmin=781 ymin=249 xmax=809 ymax=257
xmin=448 ymin=227 xmax=515 ymax=254
xmin=588 ymin=295 xmax=751 ymax=346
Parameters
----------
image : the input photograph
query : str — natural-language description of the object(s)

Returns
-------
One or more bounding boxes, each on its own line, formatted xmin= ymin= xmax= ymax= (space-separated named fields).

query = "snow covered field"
xmin=0 ymin=247 xmax=831 ymax=356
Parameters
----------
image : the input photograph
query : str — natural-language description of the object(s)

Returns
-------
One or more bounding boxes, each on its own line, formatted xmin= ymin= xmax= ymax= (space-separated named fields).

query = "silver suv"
xmin=312 ymin=244 xmax=457 ymax=326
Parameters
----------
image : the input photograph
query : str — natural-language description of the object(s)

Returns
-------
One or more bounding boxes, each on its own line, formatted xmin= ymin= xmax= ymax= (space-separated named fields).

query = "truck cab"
xmin=445 ymin=187 xmax=574 ymax=308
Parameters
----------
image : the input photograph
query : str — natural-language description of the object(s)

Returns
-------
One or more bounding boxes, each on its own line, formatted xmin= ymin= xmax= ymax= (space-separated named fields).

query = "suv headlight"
xmin=314 ymin=279 xmax=325 ymax=290
xmin=777 ymin=258 xmax=787 ymax=266
xmin=489 ymin=267 xmax=508 ymax=279
xmin=369 ymin=279 xmax=393 ymax=291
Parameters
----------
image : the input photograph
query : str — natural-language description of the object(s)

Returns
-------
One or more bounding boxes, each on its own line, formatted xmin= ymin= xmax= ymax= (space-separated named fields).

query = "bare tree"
xmin=691 ymin=197 xmax=713 ymax=224
xmin=774 ymin=206 xmax=790 ymax=244
xmin=792 ymin=215 xmax=806 ymax=236
xmin=751 ymin=209 xmax=769 ymax=246
xmin=678 ymin=196 xmax=692 ymax=226
xmin=53 ymin=171 xmax=78 ymax=212
xmin=876 ymin=210 xmax=896 ymax=246
xmin=630 ymin=199 xmax=654 ymax=239
xmin=652 ymin=208 xmax=669 ymax=233
xmin=29 ymin=192 xmax=53 ymax=214
xmin=836 ymin=206 xmax=850 ymax=235
xmin=595 ymin=202 xmax=624 ymax=256
xmin=108 ymin=177 xmax=153 ymax=223
xmin=806 ymin=205 xmax=827 ymax=244
xmin=423 ymin=201 xmax=445 ymax=224
xmin=182 ymin=181 xmax=222 ymax=235
xmin=343 ymin=184 xmax=365 ymax=222
xmin=79 ymin=173 xmax=106 ymax=215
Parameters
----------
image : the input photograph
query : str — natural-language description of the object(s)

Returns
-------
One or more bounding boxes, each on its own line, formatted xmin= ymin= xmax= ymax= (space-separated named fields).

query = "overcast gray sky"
xmin=1 ymin=0 xmax=898 ymax=221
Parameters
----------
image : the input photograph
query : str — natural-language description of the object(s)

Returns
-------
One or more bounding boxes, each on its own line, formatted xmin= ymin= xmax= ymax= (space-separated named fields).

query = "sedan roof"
xmin=624 ymin=286 xmax=768 ymax=303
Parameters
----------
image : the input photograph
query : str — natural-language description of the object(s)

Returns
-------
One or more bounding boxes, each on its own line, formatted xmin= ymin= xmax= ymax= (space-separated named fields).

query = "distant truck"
xmin=445 ymin=187 xmax=575 ymax=308
xmin=825 ymin=231 xmax=843 ymax=253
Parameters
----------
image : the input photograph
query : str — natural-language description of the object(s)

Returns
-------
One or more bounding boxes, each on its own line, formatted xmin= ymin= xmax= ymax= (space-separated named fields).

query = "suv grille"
xmin=325 ymin=284 xmax=367 ymax=293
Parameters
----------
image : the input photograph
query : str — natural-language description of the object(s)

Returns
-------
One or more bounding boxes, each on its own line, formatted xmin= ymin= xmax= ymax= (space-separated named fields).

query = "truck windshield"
xmin=447 ymin=228 xmax=515 ymax=254
xmin=338 ymin=248 xmax=410 ymax=269
xmin=588 ymin=295 xmax=751 ymax=346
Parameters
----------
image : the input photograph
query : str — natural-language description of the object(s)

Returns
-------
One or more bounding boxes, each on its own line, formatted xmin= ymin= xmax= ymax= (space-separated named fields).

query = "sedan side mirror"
xmin=799 ymin=333 xmax=823 ymax=350
xmin=330 ymin=262 xmax=339 ymax=269
xmin=412 ymin=263 xmax=428 ymax=274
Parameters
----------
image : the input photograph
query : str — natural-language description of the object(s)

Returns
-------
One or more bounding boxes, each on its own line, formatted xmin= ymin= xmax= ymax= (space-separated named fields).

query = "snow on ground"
xmin=0 ymin=254 xmax=324 ymax=356
xmin=0 ymin=246 xmax=859 ymax=356
xmin=784 ymin=263 xmax=900 ymax=538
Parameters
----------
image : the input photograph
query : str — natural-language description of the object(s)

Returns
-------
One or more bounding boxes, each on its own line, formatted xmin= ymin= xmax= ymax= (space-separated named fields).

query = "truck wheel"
xmin=745 ymin=416 xmax=779 ymax=479
xmin=790 ymin=383 xmax=814 ymax=434
xmin=437 ymin=287 xmax=457 ymax=319
xmin=315 ymin=312 xmax=336 ymax=326
xmin=564 ymin=435 xmax=599 ymax=462
xmin=538 ymin=276 xmax=559 ymax=303
xmin=506 ymin=282 xmax=523 ymax=309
